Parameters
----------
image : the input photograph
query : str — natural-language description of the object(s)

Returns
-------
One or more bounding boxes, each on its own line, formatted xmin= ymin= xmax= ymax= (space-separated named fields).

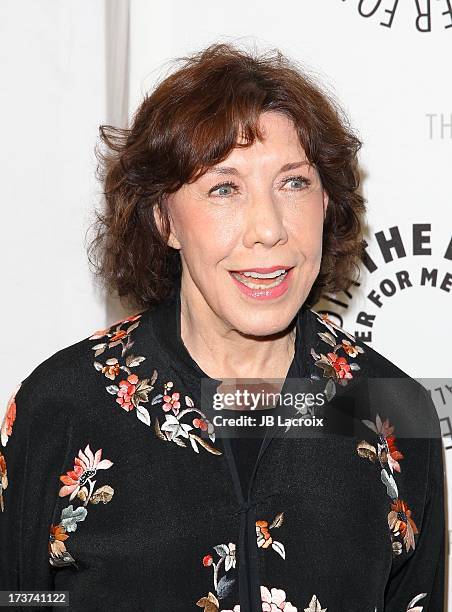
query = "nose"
xmin=242 ymin=188 xmax=288 ymax=249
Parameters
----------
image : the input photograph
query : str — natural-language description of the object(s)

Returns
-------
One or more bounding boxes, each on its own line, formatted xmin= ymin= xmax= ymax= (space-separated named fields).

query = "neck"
xmin=179 ymin=286 xmax=297 ymax=381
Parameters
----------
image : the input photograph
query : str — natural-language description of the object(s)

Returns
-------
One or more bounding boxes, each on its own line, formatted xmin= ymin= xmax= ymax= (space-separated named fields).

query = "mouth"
xmin=228 ymin=266 xmax=294 ymax=290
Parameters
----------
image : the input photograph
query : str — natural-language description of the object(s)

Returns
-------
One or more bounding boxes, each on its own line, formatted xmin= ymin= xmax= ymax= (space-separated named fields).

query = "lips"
xmin=229 ymin=265 xmax=293 ymax=274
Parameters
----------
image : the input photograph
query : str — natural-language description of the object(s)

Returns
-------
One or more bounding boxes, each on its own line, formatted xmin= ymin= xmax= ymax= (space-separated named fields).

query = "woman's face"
xmin=160 ymin=110 xmax=329 ymax=336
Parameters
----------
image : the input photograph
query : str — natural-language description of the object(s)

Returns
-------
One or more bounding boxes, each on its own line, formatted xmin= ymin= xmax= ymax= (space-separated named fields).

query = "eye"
xmin=281 ymin=175 xmax=311 ymax=190
xmin=208 ymin=180 xmax=239 ymax=198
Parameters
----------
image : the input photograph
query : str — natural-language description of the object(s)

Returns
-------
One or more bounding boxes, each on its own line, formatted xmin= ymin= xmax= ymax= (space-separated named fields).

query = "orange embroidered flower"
xmin=386 ymin=434 xmax=404 ymax=470
xmin=89 ymin=313 xmax=142 ymax=340
xmin=1 ymin=383 xmax=21 ymax=447
xmin=256 ymin=520 xmax=273 ymax=549
xmin=102 ymin=358 xmax=120 ymax=380
xmin=341 ymin=339 xmax=364 ymax=358
xmin=49 ymin=524 xmax=69 ymax=557
xmin=388 ymin=499 xmax=418 ymax=553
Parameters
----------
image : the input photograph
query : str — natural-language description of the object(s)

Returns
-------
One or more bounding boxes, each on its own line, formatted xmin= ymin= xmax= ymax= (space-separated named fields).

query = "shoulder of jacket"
xmin=307 ymin=308 xmax=439 ymax=438
xmin=9 ymin=311 xmax=145 ymax=412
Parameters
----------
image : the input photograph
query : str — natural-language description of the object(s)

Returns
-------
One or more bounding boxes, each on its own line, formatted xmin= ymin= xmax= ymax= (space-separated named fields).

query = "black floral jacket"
xmin=0 ymin=289 xmax=446 ymax=611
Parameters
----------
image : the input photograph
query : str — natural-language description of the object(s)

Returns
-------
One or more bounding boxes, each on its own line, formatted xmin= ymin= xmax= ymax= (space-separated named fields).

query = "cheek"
xmin=177 ymin=208 xmax=238 ymax=265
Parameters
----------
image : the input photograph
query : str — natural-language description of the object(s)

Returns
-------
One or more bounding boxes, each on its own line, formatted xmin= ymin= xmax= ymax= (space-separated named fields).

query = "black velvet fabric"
xmin=0 ymin=287 xmax=446 ymax=611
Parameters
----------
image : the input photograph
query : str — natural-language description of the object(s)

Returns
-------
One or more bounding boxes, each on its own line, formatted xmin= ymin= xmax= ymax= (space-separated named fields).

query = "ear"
xmin=153 ymin=201 xmax=181 ymax=250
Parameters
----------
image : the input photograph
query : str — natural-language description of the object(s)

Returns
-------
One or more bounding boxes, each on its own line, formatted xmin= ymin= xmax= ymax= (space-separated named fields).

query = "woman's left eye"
xmin=282 ymin=175 xmax=311 ymax=190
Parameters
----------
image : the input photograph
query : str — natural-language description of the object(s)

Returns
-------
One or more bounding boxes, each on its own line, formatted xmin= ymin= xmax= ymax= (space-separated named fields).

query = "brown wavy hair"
xmin=87 ymin=42 xmax=366 ymax=311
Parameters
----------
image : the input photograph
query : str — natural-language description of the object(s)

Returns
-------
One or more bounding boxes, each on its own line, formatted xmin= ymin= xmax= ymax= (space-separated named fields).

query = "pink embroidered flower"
xmin=116 ymin=374 xmax=139 ymax=411
xmin=326 ymin=352 xmax=352 ymax=380
xmin=59 ymin=444 xmax=113 ymax=500
xmin=162 ymin=391 xmax=181 ymax=415
xmin=261 ymin=585 xmax=297 ymax=611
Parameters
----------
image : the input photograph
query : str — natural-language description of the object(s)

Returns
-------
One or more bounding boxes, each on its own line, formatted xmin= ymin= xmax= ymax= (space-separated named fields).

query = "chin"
xmin=227 ymin=310 xmax=295 ymax=338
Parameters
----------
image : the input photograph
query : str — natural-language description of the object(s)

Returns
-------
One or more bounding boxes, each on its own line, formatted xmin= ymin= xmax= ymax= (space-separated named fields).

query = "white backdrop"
xmin=1 ymin=0 xmax=451 ymax=605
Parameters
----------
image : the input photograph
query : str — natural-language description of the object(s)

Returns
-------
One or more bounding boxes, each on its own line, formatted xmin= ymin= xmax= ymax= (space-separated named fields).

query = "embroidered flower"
xmin=388 ymin=499 xmax=419 ymax=553
xmin=162 ymin=390 xmax=182 ymax=415
xmin=91 ymin=316 xmax=222 ymax=455
xmin=341 ymin=338 xmax=363 ymax=358
xmin=102 ymin=358 xmax=121 ymax=380
xmin=89 ymin=313 xmax=142 ymax=342
xmin=309 ymin=312 xmax=363 ymax=401
xmin=49 ymin=442 xmax=115 ymax=568
xmin=0 ymin=452 xmax=8 ymax=512
xmin=357 ymin=415 xmax=417 ymax=556
xmin=49 ymin=523 xmax=70 ymax=558
xmin=261 ymin=586 xmax=297 ymax=611
xmin=1 ymin=383 xmax=21 ymax=447
xmin=59 ymin=444 xmax=113 ymax=501
xmin=255 ymin=512 xmax=285 ymax=559
xmin=361 ymin=414 xmax=404 ymax=473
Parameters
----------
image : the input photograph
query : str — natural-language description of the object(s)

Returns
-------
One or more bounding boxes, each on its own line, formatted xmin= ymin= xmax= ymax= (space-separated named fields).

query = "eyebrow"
xmin=204 ymin=160 xmax=311 ymax=176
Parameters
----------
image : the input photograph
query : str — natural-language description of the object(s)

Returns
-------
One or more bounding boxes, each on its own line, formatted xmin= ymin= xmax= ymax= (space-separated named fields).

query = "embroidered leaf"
xmin=310 ymin=347 xmax=321 ymax=360
xmin=185 ymin=395 xmax=195 ymax=407
xmin=196 ymin=591 xmax=220 ymax=611
xmin=356 ymin=440 xmax=377 ymax=462
xmin=90 ymin=485 xmax=115 ymax=504
xmin=125 ymin=355 xmax=144 ymax=368
xmin=49 ymin=550 xmax=78 ymax=569
xmin=269 ymin=512 xmax=284 ymax=529
xmin=216 ymin=575 xmax=235 ymax=599
xmin=91 ymin=343 xmax=107 ymax=352
xmin=380 ymin=468 xmax=398 ymax=499
xmin=189 ymin=434 xmax=222 ymax=456
xmin=126 ymin=322 xmax=140 ymax=335
xmin=60 ymin=504 xmax=88 ymax=532
xmin=271 ymin=540 xmax=286 ymax=559
xmin=189 ymin=435 xmax=200 ymax=453
xmin=108 ymin=340 xmax=123 ymax=349
xmin=106 ymin=385 xmax=119 ymax=395
xmin=406 ymin=592 xmax=427 ymax=611
xmin=94 ymin=347 xmax=106 ymax=358
xmin=361 ymin=419 xmax=378 ymax=434
xmin=93 ymin=361 xmax=104 ymax=371
xmin=349 ymin=362 xmax=360 ymax=371
xmin=151 ymin=393 xmax=164 ymax=405
xmin=317 ymin=331 xmax=337 ymax=347
xmin=136 ymin=405 xmax=151 ymax=426
xmin=172 ymin=436 xmax=187 ymax=447
xmin=324 ymin=377 xmax=336 ymax=402
xmin=213 ymin=544 xmax=229 ymax=557
xmin=153 ymin=417 xmax=167 ymax=441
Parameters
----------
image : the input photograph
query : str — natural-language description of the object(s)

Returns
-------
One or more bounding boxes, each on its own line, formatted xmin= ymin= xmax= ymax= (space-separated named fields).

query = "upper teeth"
xmin=239 ymin=269 xmax=287 ymax=279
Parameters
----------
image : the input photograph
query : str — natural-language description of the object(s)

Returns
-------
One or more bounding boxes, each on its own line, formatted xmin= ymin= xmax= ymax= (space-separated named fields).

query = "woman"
xmin=0 ymin=43 xmax=445 ymax=611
